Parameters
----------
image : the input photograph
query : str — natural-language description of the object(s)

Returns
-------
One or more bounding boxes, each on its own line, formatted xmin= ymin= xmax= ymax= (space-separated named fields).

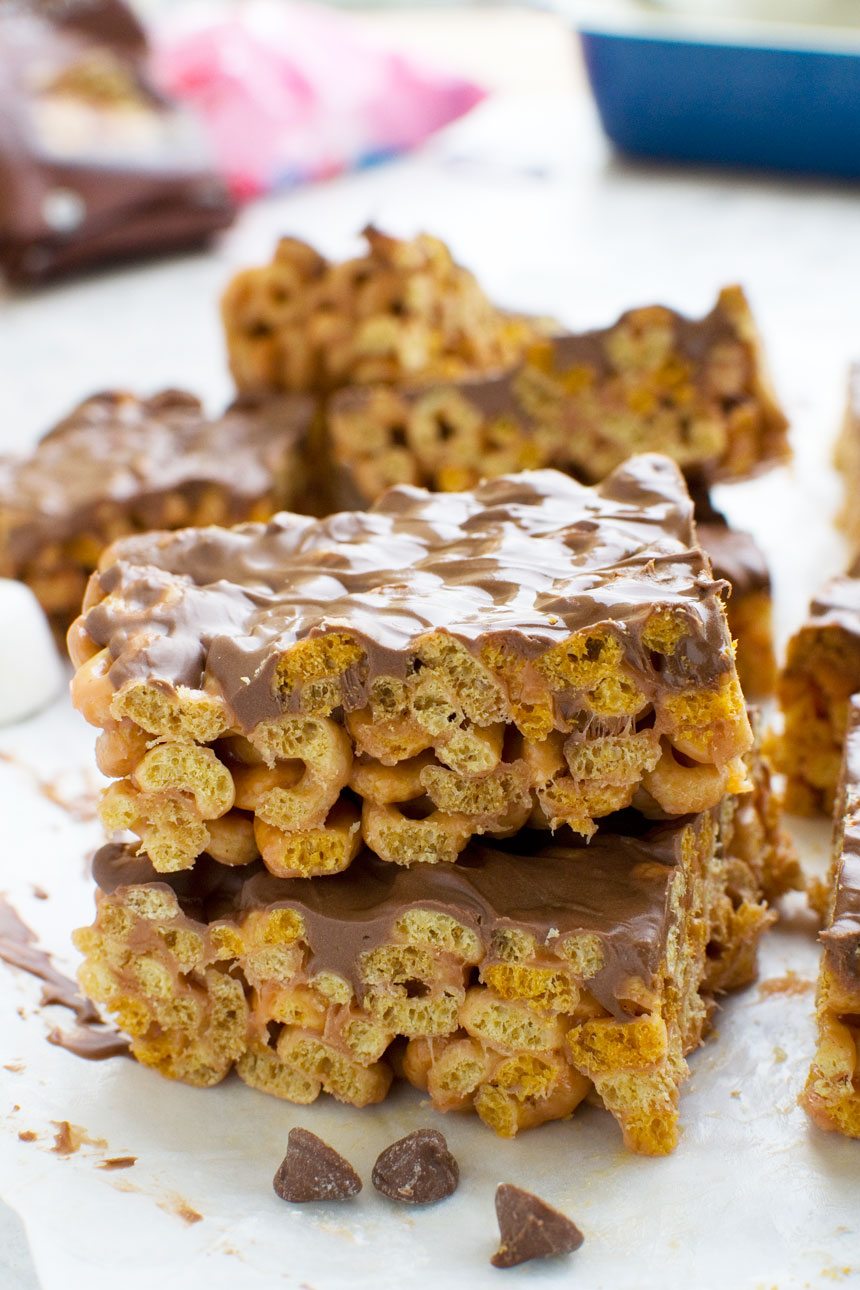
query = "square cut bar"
xmin=695 ymin=513 xmax=775 ymax=700
xmin=773 ymin=564 xmax=860 ymax=814
xmin=0 ymin=389 xmax=314 ymax=635
xmin=221 ymin=225 xmax=543 ymax=397
xmin=69 ymin=457 xmax=754 ymax=878
xmin=76 ymin=759 xmax=797 ymax=1156
xmin=326 ymin=285 xmax=788 ymax=506
xmin=834 ymin=364 xmax=860 ymax=552
xmin=803 ymin=696 xmax=860 ymax=1136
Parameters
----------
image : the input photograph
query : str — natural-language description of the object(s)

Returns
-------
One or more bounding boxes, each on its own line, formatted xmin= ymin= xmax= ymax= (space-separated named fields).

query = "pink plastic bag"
xmin=151 ymin=1 xmax=485 ymax=200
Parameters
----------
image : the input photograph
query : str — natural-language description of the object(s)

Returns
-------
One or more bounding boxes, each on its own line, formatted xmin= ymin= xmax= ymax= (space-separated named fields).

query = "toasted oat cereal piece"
xmin=773 ymin=565 xmax=860 ymax=814
xmin=222 ymin=225 xmax=540 ymax=397
xmin=0 ymin=389 xmax=313 ymax=635
xmin=802 ymin=696 xmax=860 ymax=1137
xmin=70 ymin=458 xmax=753 ymax=876
xmin=326 ymin=285 xmax=788 ymax=504
xmin=78 ymin=758 xmax=780 ymax=1154
xmin=696 ymin=512 xmax=775 ymax=700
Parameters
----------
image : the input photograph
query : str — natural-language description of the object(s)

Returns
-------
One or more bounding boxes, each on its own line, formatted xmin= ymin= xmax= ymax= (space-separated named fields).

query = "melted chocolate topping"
xmin=82 ymin=457 xmax=733 ymax=732
xmin=93 ymin=814 xmax=703 ymax=1022
xmin=0 ymin=390 xmax=313 ymax=570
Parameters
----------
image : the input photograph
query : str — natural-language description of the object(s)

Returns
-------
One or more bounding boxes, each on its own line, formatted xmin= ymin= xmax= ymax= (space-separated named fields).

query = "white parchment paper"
xmin=1 ymin=66 xmax=860 ymax=1290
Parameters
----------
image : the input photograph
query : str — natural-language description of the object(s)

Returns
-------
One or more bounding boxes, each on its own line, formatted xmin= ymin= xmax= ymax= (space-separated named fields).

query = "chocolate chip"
xmin=491 ymin=1183 xmax=584 ymax=1268
xmin=273 ymin=1128 xmax=362 ymax=1203
xmin=371 ymin=1128 xmax=459 ymax=1204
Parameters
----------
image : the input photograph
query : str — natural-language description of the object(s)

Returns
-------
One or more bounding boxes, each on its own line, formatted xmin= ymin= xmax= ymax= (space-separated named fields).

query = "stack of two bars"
xmin=69 ymin=453 xmax=798 ymax=1155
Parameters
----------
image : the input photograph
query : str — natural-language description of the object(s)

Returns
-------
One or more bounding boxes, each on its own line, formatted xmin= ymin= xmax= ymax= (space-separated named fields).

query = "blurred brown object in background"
xmin=0 ymin=0 xmax=235 ymax=285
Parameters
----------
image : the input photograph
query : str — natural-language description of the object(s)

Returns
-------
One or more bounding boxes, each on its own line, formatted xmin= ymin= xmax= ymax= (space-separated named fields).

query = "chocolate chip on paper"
xmin=491 ymin=1183 xmax=584 ymax=1269
xmin=273 ymin=1128 xmax=362 ymax=1203
xmin=371 ymin=1128 xmax=459 ymax=1205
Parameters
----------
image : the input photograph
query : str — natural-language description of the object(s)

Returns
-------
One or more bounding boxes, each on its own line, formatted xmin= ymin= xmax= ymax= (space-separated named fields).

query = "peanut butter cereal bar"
xmin=803 ymin=696 xmax=860 ymax=1136
xmin=222 ymin=226 xmax=540 ymax=397
xmin=773 ymin=565 xmax=860 ymax=813
xmin=325 ymin=286 xmax=788 ymax=505
xmin=696 ymin=514 xmax=775 ymax=700
xmin=70 ymin=457 xmax=753 ymax=878
xmin=834 ymin=364 xmax=860 ymax=551
xmin=0 ymin=389 xmax=313 ymax=634
xmin=75 ymin=763 xmax=792 ymax=1156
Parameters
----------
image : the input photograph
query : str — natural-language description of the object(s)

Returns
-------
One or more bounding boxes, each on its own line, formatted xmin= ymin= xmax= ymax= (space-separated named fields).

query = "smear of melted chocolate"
xmin=0 ymin=894 xmax=98 ymax=1024
xmin=48 ymin=1025 xmax=131 ymax=1060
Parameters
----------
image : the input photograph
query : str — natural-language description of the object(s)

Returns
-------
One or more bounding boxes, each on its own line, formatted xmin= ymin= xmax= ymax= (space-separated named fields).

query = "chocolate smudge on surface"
xmin=0 ymin=893 xmax=98 ymax=1023
xmin=48 ymin=1024 xmax=131 ymax=1060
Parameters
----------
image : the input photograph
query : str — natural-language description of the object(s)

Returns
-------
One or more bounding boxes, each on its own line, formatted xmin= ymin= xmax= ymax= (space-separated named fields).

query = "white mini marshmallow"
xmin=0 ymin=580 xmax=65 ymax=725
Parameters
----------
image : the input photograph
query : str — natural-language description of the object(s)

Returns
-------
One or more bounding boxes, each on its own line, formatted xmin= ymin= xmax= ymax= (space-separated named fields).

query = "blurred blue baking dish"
xmin=573 ymin=1 xmax=860 ymax=177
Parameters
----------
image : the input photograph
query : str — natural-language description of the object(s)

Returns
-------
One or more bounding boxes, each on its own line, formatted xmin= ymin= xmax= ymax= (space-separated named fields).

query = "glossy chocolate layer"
xmin=0 ymin=0 xmax=234 ymax=284
xmin=93 ymin=814 xmax=705 ymax=1022
xmin=82 ymin=456 xmax=734 ymax=730
xmin=0 ymin=389 xmax=314 ymax=570
xmin=822 ymin=695 xmax=860 ymax=981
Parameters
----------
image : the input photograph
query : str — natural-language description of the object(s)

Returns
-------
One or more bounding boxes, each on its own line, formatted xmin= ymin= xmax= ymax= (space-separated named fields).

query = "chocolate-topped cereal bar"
xmin=696 ymin=513 xmax=775 ymax=700
xmin=222 ymin=226 xmax=541 ymax=397
xmin=0 ymin=390 xmax=313 ymax=634
xmin=803 ymin=695 xmax=860 ymax=1136
xmin=835 ymin=363 xmax=860 ymax=550
xmin=774 ymin=565 xmax=860 ymax=813
xmin=326 ymin=286 xmax=788 ymax=506
xmin=70 ymin=456 xmax=752 ymax=878
xmin=75 ymin=757 xmax=794 ymax=1154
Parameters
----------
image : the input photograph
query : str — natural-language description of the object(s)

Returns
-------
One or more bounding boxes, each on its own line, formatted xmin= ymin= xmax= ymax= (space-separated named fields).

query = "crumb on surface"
xmin=758 ymin=973 xmax=814 ymax=997
xmin=98 ymin=1156 xmax=137 ymax=1170
xmin=18 ymin=1130 xmax=36 ymax=1142
xmin=50 ymin=1120 xmax=107 ymax=1155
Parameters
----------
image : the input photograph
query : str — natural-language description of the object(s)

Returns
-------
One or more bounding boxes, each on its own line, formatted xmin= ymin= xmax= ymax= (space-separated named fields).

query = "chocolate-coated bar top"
xmin=0 ymin=390 xmax=313 ymax=567
xmin=82 ymin=455 xmax=734 ymax=729
xmin=94 ymin=815 xmax=702 ymax=1022
xmin=822 ymin=695 xmax=860 ymax=981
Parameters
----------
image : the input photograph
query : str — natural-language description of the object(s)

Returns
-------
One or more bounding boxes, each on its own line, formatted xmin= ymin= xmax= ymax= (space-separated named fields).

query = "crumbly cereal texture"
xmin=221 ymin=225 xmax=541 ymax=397
xmin=75 ymin=756 xmax=790 ymax=1156
xmin=773 ymin=567 xmax=860 ymax=814
xmin=802 ymin=696 xmax=860 ymax=1137
xmin=326 ymin=284 xmax=788 ymax=505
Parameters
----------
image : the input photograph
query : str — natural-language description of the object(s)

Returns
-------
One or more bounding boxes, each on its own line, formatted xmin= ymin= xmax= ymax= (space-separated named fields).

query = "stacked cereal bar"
xmin=70 ymin=457 xmax=752 ymax=879
xmin=802 ymin=695 xmax=860 ymax=1136
xmin=325 ymin=286 xmax=788 ymax=505
xmin=221 ymin=225 xmax=541 ymax=397
xmin=78 ymin=765 xmax=794 ymax=1155
xmin=69 ymin=454 xmax=795 ymax=1152
xmin=0 ymin=390 xmax=313 ymax=634
xmin=773 ymin=565 xmax=860 ymax=813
